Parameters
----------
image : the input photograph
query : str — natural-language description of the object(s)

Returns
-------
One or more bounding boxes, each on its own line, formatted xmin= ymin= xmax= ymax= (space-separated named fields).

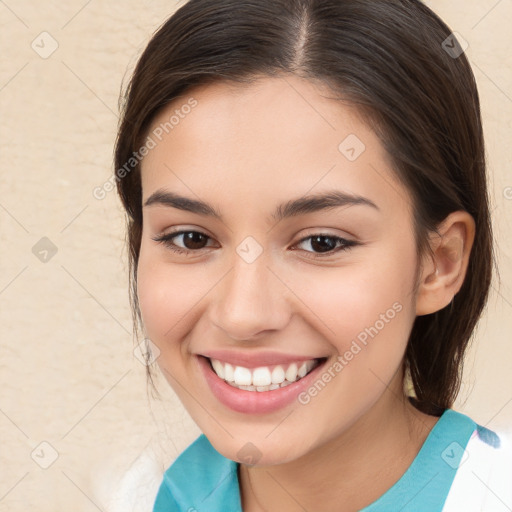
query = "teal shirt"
xmin=153 ymin=409 xmax=487 ymax=511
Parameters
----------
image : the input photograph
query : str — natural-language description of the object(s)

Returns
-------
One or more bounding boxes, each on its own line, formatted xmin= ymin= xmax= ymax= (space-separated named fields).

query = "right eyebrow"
xmin=143 ymin=189 xmax=223 ymax=220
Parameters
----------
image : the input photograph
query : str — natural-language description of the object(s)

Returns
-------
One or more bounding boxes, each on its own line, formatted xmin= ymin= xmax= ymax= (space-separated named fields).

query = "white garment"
xmin=442 ymin=428 xmax=512 ymax=511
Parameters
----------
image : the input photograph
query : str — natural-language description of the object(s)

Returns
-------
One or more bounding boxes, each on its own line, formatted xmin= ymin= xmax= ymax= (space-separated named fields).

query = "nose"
xmin=208 ymin=256 xmax=291 ymax=341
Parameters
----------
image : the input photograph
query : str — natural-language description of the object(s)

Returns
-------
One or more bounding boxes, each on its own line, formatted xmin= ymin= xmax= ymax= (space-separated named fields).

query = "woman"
xmin=113 ymin=0 xmax=512 ymax=510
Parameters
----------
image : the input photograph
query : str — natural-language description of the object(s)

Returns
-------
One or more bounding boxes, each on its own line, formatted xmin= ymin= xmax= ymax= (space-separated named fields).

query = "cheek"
xmin=136 ymin=270 xmax=169 ymax=344
xmin=286 ymin=245 xmax=417 ymax=398
xmin=291 ymin=266 xmax=414 ymax=417
xmin=290 ymin=261 xmax=414 ymax=346
xmin=136 ymin=245 xmax=199 ymax=351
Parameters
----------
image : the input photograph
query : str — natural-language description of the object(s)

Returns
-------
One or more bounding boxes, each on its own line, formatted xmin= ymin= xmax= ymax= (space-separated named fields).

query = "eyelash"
xmin=151 ymin=230 xmax=359 ymax=258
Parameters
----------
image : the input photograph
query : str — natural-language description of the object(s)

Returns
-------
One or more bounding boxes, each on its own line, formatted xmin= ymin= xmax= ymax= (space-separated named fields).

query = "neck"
xmin=239 ymin=384 xmax=439 ymax=512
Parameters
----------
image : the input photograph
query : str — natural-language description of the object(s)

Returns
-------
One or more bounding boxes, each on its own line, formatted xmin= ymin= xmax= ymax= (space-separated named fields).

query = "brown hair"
xmin=115 ymin=0 xmax=495 ymax=416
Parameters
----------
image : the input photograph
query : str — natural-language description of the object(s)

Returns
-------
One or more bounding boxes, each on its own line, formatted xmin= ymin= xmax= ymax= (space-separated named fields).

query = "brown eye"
xmin=152 ymin=230 xmax=213 ymax=254
xmin=294 ymin=234 xmax=358 ymax=257
xmin=309 ymin=235 xmax=338 ymax=253
xmin=179 ymin=231 xmax=209 ymax=250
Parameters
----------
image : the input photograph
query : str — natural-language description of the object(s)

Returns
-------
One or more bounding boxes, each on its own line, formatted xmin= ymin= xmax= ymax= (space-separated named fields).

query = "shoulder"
xmin=442 ymin=413 xmax=512 ymax=512
xmin=95 ymin=433 xmax=240 ymax=512
xmin=155 ymin=434 xmax=241 ymax=511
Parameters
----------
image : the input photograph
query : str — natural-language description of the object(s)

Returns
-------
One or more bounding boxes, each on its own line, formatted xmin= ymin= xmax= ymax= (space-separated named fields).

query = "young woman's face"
xmin=138 ymin=76 xmax=421 ymax=464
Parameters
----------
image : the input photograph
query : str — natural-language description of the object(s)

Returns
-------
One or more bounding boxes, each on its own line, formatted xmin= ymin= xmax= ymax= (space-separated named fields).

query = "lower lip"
xmin=197 ymin=355 xmax=327 ymax=414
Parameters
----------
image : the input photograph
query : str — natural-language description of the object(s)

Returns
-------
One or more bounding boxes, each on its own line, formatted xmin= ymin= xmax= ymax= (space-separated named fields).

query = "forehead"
xmin=145 ymin=76 xmax=366 ymax=156
xmin=140 ymin=75 xmax=411 ymax=218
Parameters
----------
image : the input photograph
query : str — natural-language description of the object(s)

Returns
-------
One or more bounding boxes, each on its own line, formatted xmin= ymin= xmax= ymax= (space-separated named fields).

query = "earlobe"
xmin=415 ymin=211 xmax=475 ymax=316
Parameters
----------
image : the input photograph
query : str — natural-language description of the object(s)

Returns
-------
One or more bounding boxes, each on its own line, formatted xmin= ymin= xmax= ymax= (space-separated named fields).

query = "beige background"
xmin=0 ymin=1 xmax=511 ymax=510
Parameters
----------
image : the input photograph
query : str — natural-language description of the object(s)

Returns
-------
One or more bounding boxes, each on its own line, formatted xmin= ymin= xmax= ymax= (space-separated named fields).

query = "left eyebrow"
xmin=272 ymin=191 xmax=380 ymax=222
xmin=143 ymin=189 xmax=379 ymax=222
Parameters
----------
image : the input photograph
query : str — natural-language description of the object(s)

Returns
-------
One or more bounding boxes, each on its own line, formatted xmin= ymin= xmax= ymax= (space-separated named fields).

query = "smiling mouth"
xmin=205 ymin=356 xmax=327 ymax=392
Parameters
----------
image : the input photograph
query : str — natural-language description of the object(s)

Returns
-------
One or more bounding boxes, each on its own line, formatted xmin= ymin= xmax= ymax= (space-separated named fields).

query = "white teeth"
xmin=233 ymin=366 xmax=252 ymax=386
xmin=285 ymin=363 xmax=298 ymax=382
xmin=297 ymin=362 xmax=308 ymax=378
xmin=224 ymin=363 xmax=234 ymax=382
xmin=211 ymin=359 xmax=225 ymax=379
xmin=271 ymin=366 xmax=285 ymax=384
xmin=252 ymin=367 xmax=272 ymax=387
xmin=209 ymin=357 xmax=321 ymax=391
xmin=226 ymin=380 xmax=291 ymax=391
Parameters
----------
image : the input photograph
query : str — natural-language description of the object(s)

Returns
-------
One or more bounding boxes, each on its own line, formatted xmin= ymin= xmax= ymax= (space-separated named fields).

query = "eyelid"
xmin=294 ymin=226 xmax=357 ymax=242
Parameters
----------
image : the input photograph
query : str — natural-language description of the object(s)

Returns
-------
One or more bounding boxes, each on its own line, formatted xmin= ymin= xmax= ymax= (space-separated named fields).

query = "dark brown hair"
xmin=115 ymin=0 xmax=495 ymax=416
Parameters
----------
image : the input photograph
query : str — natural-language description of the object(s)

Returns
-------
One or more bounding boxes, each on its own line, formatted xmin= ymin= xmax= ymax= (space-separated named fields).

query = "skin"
xmin=137 ymin=75 xmax=475 ymax=511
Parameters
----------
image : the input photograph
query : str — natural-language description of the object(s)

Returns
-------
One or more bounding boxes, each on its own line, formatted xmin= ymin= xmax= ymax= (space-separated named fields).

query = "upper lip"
xmin=198 ymin=350 xmax=326 ymax=368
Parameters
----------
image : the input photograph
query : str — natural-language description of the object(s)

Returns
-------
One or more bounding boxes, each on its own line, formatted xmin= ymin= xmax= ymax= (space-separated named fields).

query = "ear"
xmin=415 ymin=211 xmax=475 ymax=316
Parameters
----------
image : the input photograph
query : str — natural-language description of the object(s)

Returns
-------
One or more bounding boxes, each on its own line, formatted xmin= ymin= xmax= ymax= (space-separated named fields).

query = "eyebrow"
xmin=143 ymin=188 xmax=379 ymax=222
